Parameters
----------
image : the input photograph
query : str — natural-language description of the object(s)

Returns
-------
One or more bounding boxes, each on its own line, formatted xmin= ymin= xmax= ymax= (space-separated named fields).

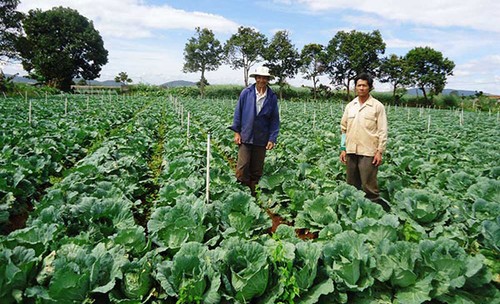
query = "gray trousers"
xmin=346 ymin=154 xmax=379 ymax=201
xmin=235 ymin=144 xmax=267 ymax=193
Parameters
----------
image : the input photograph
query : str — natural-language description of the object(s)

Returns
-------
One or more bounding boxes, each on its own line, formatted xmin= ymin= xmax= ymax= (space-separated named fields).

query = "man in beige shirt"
xmin=340 ymin=73 xmax=388 ymax=208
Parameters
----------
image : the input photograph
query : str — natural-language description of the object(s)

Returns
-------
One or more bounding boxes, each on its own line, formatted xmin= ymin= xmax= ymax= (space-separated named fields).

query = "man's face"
xmin=356 ymin=79 xmax=370 ymax=98
xmin=255 ymin=75 xmax=270 ymax=89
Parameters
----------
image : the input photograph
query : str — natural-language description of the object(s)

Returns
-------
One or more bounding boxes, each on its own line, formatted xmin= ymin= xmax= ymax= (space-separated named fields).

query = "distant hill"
xmin=7 ymin=74 xmax=196 ymax=88
xmin=160 ymin=80 xmax=196 ymax=88
xmin=73 ymin=78 xmax=121 ymax=87
xmin=6 ymin=74 xmax=37 ymax=84
xmin=6 ymin=74 xmax=122 ymax=87
xmin=405 ymin=88 xmax=480 ymax=97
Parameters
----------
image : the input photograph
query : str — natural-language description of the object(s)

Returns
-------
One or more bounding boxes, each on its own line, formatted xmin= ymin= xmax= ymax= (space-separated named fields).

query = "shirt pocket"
xmin=363 ymin=113 xmax=377 ymax=131
xmin=348 ymin=107 xmax=357 ymax=119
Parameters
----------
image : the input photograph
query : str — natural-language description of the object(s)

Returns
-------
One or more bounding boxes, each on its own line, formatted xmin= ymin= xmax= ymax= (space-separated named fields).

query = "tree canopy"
xmin=0 ymin=0 xmax=24 ymax=64
xmin=224 ymin=26 xmax=267 ymax=87
xmin=405 ymin=46 xmax=455 ymax=102
xmin=115 ymin=72 xmax=132 ymax=85
xmin=379 ymin=54 xmax=410 ymax=103
xmin=18 ymin=6 xmax=108 ymax=91
xmin=326 ymin=30 xmax=385 ymax=100
xmin=263 ymin=30 xmax=300 ymax=99
xmin=300 ymin=43 xmax=327 ymax=100
xmin=183 ymin=27 xmax=224 ymax=97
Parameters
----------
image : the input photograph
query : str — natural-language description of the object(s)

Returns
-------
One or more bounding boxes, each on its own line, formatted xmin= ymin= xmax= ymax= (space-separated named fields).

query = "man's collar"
xmin=356 ymin=95 xmax=373 ymax=106
xmin=255 ymin=86 xmax=267 ymax=96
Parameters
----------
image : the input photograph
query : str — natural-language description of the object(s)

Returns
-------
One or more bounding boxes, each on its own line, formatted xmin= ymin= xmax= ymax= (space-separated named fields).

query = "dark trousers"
xmin=346 ymin=154 xmax=380 ymax=201
xmin=235 ymin=144 xmax=267 ymax=195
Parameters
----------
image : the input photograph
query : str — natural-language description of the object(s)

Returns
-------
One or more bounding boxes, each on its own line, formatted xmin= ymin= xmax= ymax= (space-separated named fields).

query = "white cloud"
xmin=384 ymin=38 xmax=425 ymax=49
xmin=340 ymin=14 xmax=387 ymax=28
xmin=295 ymin=0 xmax=500 ymax=33
xmin=18 ymin=0 xmax=240 ymax=38
xmin=446 ymin=55 xmax=500 ymax=93
xmin=7 ymin=0 xmax=500 ymax=94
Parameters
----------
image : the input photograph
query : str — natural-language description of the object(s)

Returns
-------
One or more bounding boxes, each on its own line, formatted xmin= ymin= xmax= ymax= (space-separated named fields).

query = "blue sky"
xmin=4 ymin=0 xmax=500 ymax=94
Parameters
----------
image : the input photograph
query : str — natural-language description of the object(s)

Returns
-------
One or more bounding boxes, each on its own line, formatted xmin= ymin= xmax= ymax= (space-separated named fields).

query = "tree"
xmin=18 ymin=6 xmax=108 ymax=91
xmin=114 ymin=71 xmax=132 ymax=85
xmin=325 ymin=30 xmax=385 ymax=100
xmin=224 ymin=26 xmax=267 ymax=87
xmin=379 ymin=54 xmax=410 ymax=104
xmin=300 ymin=43 xmax=326 ymax=100
xmin=263 ymin=30 xmax=300 ymax=100
xmin=0 ymin=0 xmax=23 ymax=92
xmin=0 ymin=0 xmax=23 ymax=64
xmin=183 ymin=27 xmax=224 ymax=97
xmin=405 ymin=46 xmax=455 ymax=103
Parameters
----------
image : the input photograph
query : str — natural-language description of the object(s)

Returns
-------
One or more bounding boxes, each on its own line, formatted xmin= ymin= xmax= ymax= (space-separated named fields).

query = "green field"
xmin=1 ymin=95 xmax=499 ymax=303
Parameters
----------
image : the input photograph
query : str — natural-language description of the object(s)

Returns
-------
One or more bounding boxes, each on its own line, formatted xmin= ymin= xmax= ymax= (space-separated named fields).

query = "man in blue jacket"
xmin=229 ymin=66 xmax=280 ymax=196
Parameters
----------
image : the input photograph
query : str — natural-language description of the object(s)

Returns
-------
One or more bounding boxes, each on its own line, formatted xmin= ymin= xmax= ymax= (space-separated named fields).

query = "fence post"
xmin=29 ymin=99 xmax=32 ymax=125
xmin=205 ymin=132 xmax=211 ymax=203
xmin=187 ymin=112 xmax=191 ymax=144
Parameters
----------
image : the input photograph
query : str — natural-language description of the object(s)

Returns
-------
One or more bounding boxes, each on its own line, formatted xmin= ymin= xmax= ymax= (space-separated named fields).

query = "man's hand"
xmin=372 ymin=151 xmax=383 ymax=166
xmin=340 ymin=150 xmax=347 ymax=164
xmin=266 ymin=141 xmax=275 ymax=150
xmin=234 ymin=133 xmax=241 ymax=145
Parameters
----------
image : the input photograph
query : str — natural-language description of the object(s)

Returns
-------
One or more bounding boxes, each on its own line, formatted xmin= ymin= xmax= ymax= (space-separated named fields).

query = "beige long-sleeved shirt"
xmin=340 ymin=95 xmax=388 ymax=156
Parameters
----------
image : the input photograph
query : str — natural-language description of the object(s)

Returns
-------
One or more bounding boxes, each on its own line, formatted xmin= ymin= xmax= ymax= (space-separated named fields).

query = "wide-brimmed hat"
xmin=249 ymin=66 xmax=273 ymax=79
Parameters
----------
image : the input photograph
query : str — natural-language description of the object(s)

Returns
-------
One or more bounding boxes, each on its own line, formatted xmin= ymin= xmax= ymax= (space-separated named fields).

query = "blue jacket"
xmin=230 ymin=84 xmax=280 ymax=146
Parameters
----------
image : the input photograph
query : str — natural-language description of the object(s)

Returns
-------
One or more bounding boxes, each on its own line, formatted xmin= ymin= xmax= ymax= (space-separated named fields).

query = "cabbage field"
xmin=0 ymin=94 xmax=499 ymax=303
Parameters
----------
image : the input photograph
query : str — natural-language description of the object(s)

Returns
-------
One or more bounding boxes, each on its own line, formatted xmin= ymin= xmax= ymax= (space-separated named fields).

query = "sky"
xmin=3 ymin=0 xmax=500 ymax=94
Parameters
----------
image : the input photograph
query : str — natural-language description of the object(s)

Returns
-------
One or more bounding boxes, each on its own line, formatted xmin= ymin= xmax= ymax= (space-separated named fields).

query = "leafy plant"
xmin=222 ymin=237 xmax=269 ymax=302
xmin=323 ymin=231 xmax=376 ymax=293
xmin=155 ymin=242 xmax=221 ymax=304
xmin=295 ymin=194 xmax=340 ymax=232
xmin=25 ymin=243 xmax=127 ymax=302
xmin=394 ymin=188 xmax=450 ymax=226
xmin=147 ymin=196 xmax=207 ymax=250
xmin=119 ymin=253 xmax=154 ymax=300
xmin=215 ymin=191 xmax=271 ymax=238
xmin=0 ymin=246 xmax=38 ymax=304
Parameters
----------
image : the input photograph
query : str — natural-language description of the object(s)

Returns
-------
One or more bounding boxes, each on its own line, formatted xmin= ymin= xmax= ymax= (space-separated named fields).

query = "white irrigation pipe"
xmin=28 ymin=100 xmax=32 ymax=125
xmin=313 ymin=110 xmax=316 ymax=129
xmin=65 ymin=97 xmax=68 ymax=115
xmin=427 ymin=114 xmax=431 ymax=132
xmin=181 ymin=108 xmax=184 ymax=127
xmin=187 ymin=112 xmax=191 ymax=143
xmin=205 ymin=132 xmax=211 ymax=203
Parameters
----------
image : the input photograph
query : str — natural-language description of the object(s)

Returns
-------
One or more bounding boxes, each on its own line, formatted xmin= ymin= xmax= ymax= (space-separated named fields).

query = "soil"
xmin=1 ymin=206 xmax=30 ymax=235
xmin=266 ymin=209 xmax=318 ymax=240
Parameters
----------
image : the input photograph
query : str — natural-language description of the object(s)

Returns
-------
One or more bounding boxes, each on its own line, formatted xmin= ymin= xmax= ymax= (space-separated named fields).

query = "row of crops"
xmin=0 ymin=94 xmax=499 ymax=303
xmin=0 ymin=95 xmax=146 ymax=233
